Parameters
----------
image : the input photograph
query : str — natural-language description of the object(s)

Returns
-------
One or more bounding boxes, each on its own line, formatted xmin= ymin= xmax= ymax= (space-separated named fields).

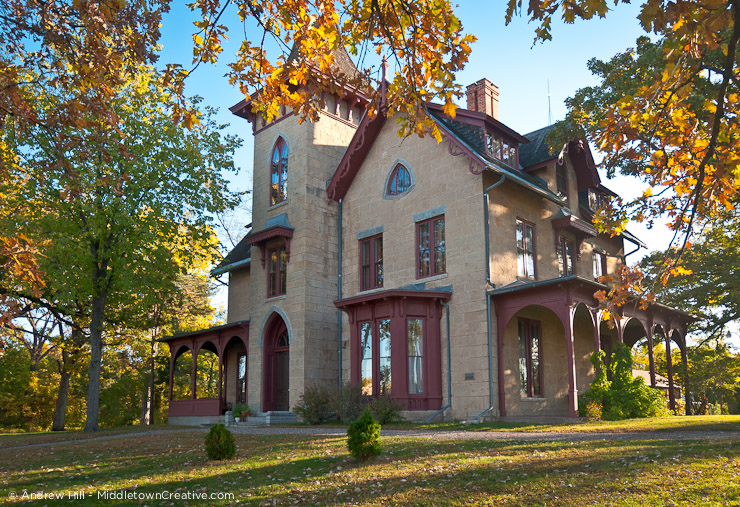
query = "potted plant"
xmin=233 ymin=403 xmax=252 ymax=422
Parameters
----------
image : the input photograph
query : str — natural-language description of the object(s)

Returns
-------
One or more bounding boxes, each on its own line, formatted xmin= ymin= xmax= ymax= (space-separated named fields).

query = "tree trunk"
xmin=84 ymin=291 xmax=107 ymax=432
xmin=52 ymin=349 xmax=71 ymax=431
xmin=139 ymin=335 xmax=157 ymax=425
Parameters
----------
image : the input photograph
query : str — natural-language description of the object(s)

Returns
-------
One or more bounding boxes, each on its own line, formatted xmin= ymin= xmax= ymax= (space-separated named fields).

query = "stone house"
xmin=162 ymin=56 xmax=692 ymax=424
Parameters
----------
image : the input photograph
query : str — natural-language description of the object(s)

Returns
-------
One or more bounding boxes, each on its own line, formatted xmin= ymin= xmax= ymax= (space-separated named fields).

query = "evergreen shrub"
xmin=205 ymin=423 xmax=236 ymax=460
xmin=347 ymin=408 xmax=381 ymax=461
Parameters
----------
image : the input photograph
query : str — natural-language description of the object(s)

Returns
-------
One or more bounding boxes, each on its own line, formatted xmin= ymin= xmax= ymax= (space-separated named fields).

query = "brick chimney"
xmin=466 ymin=78 xmax=499 ymax=120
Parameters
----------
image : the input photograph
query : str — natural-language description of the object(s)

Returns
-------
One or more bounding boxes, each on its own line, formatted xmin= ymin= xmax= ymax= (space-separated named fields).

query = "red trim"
xmin=416 ymin=215 xmax=446 ymax=279
xmin=425 ymin=102 xmax=530 ymax=144
xmin=267 ymin=245 xmax=287 ymax=297
xmin=567 ymin=139 xmax=600 ymax=190
xmin=262 ymin=315 xmax=289 ymax=412
xmin=516 ymin=218 xmax=536 ymax=280
xmin=359 ymin=234 xmax=383 ymax=291
xmin=327 ymin=108 xmax=387 ymax=201
xmin=386 ymin=164 xmax=412 ymax=196
xmin=337 ymin=291 xmax=448 ymax=410
xmin=246 ymin=225 xmax=294 ymax=268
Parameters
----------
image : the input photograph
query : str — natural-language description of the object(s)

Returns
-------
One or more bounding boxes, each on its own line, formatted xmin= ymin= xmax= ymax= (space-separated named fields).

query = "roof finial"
xmin=380 ymin=54 xmax=389 ymax=111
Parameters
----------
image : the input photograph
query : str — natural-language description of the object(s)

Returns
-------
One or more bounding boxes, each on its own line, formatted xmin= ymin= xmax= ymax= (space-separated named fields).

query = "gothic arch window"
xmin=383 ymin=161 xmax=415 ymax=199
xmin=270 ymin=137 xmax=288 ymax=205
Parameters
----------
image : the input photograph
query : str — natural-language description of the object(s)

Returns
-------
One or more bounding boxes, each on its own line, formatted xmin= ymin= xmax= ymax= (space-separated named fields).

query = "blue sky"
xmin=155 ymin=2 xmax=668 ymax=260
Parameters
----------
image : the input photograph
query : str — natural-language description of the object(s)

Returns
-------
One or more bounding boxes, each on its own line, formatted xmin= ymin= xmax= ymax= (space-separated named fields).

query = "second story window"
xmin=360 ymin=235 xmax=383 ymax=291
xmin=558 ymin=238 xmax=575 ymax=277
xmin=516 ymin=219 xmax=535 ymax=279
xmin=387 ymin=164 xmax=412 ymax=196
xmin=593 ymin=251 xmax=606 ymax=281
xmin=556 ymin=162 xmax=568 ymax=200
xmin=268 ymin=246 xmax=287 ymax=297
xmin=270 ymin=138 xmax=288 ymax=206
xmin=417 ymin=215 xmax=446 ymax=278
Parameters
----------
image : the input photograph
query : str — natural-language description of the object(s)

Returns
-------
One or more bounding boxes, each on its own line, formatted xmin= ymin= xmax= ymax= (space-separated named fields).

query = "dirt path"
xmin=2 ymin=425 xmax=738 ymax=451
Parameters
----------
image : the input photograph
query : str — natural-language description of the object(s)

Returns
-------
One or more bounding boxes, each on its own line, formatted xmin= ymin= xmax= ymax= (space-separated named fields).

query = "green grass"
xmin=1 ymin=417 xmax=739 ymax=506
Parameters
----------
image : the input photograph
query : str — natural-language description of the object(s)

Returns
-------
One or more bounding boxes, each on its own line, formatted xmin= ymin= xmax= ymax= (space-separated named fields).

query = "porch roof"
xmin=159 ymin=320 xmax=250 ymax=343
xmin=488 ymin=275 xmax=695 ymax=322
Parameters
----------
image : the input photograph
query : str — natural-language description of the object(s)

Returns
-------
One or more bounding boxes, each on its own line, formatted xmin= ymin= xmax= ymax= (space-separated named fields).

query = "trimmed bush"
xmin=294 ymin=384 xmax=333 ymax=424
xmin=347 ymin=408 xmax=381 ymax=461
xmin=368 ymin=395 xmax=404 ymax=424
xmin=205 ymin=423 xmax=236 ymax=460
xmin=332 ymin=382 xmax=367 ymax=423
xmin=579 ymin=344 xmax=667 ymax=420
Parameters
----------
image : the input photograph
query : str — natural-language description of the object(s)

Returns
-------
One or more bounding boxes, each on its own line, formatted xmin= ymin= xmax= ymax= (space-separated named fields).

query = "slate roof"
xmin=519 ymin=125 xmax=558 ymax=168
xmin=425 ymin=108 xmax=553 ymax=194
xmin=215 ymin=235 xmax=251 ymax=271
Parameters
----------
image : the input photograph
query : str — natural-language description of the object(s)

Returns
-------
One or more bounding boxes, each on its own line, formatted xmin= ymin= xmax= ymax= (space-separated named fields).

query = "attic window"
xmin=383 ymin=161 xmax=415 ymax=199
xmin=486 ymin=131 xmax=518 ymax=167
xmin=588 ymin=189 xmax=609 ymax=211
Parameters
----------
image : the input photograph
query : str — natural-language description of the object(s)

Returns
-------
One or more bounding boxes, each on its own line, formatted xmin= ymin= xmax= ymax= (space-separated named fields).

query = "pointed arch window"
xmin=386 ymin=164 xmax=412 ymax=196
xmin=270 ymin=138 xmax=288 ymax=205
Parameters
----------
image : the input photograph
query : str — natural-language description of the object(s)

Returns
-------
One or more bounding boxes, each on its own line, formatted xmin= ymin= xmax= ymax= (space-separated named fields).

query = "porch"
xmin=162 ymin=321 xmax=250 ymax=423
xmin=490 ymin=275 xmax=694 ymax=419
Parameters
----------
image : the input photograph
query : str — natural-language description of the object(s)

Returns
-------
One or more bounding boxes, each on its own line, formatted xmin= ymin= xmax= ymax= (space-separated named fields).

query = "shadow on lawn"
xmin=4 ymin=432 xmax=740 ymax=506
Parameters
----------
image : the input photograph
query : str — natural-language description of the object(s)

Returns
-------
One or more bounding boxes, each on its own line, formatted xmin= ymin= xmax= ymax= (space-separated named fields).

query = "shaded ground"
xmin=1 ymin=416 xmax=739 ymax=506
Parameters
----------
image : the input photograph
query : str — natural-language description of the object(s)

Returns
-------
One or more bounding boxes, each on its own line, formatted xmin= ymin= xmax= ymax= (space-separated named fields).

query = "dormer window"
xmin=270 ymin=138 xmax=288 ymax=206
xmin=486 ymin=131 xmax=518 ymax=167
xmin=588 ymin=189 xmax=609 ymax=212
xmin=556 ymin=162 xmax=568 ymax=200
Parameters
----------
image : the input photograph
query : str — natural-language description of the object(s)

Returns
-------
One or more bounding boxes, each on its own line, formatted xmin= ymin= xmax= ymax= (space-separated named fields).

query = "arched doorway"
xmin=263 ymin=314 xmax=290 ymax=411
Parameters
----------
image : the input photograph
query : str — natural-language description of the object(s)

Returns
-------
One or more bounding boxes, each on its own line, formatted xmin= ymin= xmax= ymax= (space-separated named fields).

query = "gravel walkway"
xmin=229 ymin=425 xmax=740 ymax=442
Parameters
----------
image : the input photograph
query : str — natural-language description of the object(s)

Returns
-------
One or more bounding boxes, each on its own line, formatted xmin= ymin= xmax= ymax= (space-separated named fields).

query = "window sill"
xmin=357 ymin=286 xmax=385 ymax=295
xmin=268 ymin=200 xmax=288 ymax=211
xmin=265 ymin=294 xmax=287 ymax=302
xmin=516 ymin=275 xmax=536 ymax=283
xmin=417 ymin=273 xmax=448 ymax=283
xmin=519 ymin=396 xmax=545 ymax=402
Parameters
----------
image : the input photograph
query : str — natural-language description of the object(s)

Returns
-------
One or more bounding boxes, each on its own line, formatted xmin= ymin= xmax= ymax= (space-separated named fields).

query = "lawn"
xmin=1 ymin=417 xmax=739 ymax=506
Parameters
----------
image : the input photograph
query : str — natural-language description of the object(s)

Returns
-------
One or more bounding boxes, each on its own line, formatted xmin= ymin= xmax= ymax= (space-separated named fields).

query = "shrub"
xmin=294 ymin=384 xmax=333 ymax=424
xmin=233 ymin=403 xmax=251 ymax=419
xmin=585 ymin=400 xmax=603 ymax=422
xmin=347 ymin=408 xmax=381 ymax=461
xmin=205 ymin=424 xmax=236 ymax=460
xmin=368 ymin=396 xmax=404 ymax=424
xmin=332 ymin=382 xmax=368 ymax=423
xmin=580 ymin=344 xmax=666 ymax=421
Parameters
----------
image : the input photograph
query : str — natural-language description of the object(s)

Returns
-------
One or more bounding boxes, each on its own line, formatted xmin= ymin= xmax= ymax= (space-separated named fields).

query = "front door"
xmin=275 ymin=351 xmax=289 ymax=411
xmin=263 ymin=314 xmax=290 ymax=412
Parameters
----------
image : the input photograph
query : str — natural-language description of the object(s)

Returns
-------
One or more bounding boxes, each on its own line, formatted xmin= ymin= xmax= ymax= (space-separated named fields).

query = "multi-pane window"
xmin=417 ymin=215 xmax=446 ymax=278
xmin=387 ymin=164 xmax=412 ymax=196
xmin=237 ymin=353 xmax=247 ymax=404
xmin=360 ymin=319 xmax=392 ymax=396
xmin=556 ymin=162 xmax=568 ymax=199
xmin=486 ymin=131 xmax=518 ymax=167
xmin=588 ymin=189 xmax=609 ymax=212
xmin=516 ymin=219 xmax=535 ymax=279
xmin=267 ymin=246 xmax=287 ymax=297
xmin=593 ymin=251 xmax=607 ymax=281
xmin=360 ymin=322 xmax=373 ymax=395
xmin=270 ymin=138 xmax=288 ymax=205
xmin=360 ymin=235 xmax=383 ymax=291
xmin=558 ymin=238 xmax=575 ymax=277
xmin=379 ymin=320 xmax=392 ymax=395
xmin=518 ymin=318 xmax=542 ymax=397
xmin=407 ymin=319 xmax=424 ymax=394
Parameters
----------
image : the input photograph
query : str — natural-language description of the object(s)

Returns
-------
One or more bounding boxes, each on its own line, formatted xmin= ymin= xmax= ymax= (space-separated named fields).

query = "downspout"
xmin=425 ymin=300 xmax=451 ymax=422
xmin=337 ymin=198 xmax=343 ymax=389
xmin=466 ymin=174 xmax=506 ymax=423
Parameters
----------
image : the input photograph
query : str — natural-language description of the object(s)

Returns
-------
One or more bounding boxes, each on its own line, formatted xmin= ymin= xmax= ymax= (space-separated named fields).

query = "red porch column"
xmin=665 ymin=335 xmax=676 ymax=413
xmin=191 ymin=346 xmax=198 ymax=400
xmin=168 ymin=345 xmax=175 ymax=401
xmin=646 ymin=327 xmax=656 ymax=388
xmin=217 ymin=352 xmax=224 ymax=412
xmin=564 ymin=308 xmax=578 ymax=418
